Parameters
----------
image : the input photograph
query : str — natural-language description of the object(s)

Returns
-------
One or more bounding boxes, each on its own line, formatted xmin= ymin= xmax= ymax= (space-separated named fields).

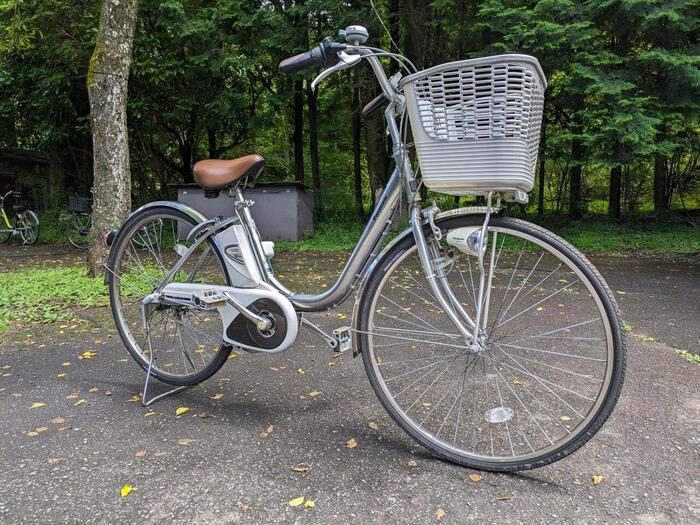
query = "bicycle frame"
xmin=138 ymin=51 xmax=486 ymax=345
xmin=0 ymin=208 xmax=11 ymax=230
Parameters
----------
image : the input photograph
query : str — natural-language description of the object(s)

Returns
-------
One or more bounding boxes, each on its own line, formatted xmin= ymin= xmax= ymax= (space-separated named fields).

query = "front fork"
xmin=410 ymin=193 xmax=497 ymax=347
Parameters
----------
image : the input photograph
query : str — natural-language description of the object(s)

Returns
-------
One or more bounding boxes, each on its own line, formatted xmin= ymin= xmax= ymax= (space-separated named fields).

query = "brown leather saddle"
xmin=192 ymin=154 xmax=264 ymax=192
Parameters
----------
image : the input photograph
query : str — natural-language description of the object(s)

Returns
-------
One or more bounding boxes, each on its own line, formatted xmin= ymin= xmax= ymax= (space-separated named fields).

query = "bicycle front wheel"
xmin=18 ymin=210 xmax=39 ymax=245
xmin=357 ymin=215 xmax=625 ymax=471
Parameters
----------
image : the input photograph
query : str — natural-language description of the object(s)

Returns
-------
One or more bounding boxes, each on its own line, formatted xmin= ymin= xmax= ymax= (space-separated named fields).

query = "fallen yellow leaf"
xmin=308 ymin=391 xmax=321 ymax=397
xmin=288 ymin=497 xmax=304 ymax=507
xmin=175 ymin=407 xmax=189 ymax=416
xmin=29 ymin=402 xmax=46 ymax=409
xmin=346 ymin=438 xmax=357 ymax=449
xmin=368 ymin=422 xmax=379 ymax=430
xmin=66 ymin=394 xmax=79 ymax=400
xmin=560 ymin=415 xmax=572 ymax=422
xmin=177 ymin=438 xmax=193 ymax=446
xmin=304 ymin=499 xmax=315 ymax=509
xmin=27 ymin=431 xmax=39 ymax=437
xmin=79 ymin=351 xmax=97 ymax=360
xmin=50 ymin=417 xmax=65 ymax=425
xmin=47 ymin=458 xmax=60 ymax=465
xmin=266 ymin=425 xmax=274 ymax=433
xmin=291 ymin=466 xmax=309 ymax=473
xmin=210 ymin=393 xmax=223 ymax=400
xmin=120 ymin=484 xmax=132 ymax=497
xmin=436 ymin=508 xmax=446 ymax=520
xmin=62 ymin=362 xmax=71 ymax=367
xmin=144 ymin=411 xmax=156 ymax=417
xmin=296 ymin=368 xmax=305 ymax=375
xmin=135 ymin=451 xmax=146 ymax=458
xmin=592 ymin=475 xmax=605 ymax=485
xmin=56 ymin=373 xmax=66 ymax=379
xmin=407 ymin=459 xmax=418 ymax=468
xmin=35 ymin=427 xmax=48 ymax=433
xmin=469 ymin=473 xmax=484 ymax=482
xmin=88 ymin=387 xmax=99 ymax=393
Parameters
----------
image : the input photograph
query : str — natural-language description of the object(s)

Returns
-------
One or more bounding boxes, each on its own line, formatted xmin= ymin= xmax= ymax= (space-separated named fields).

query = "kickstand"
xmin=140 ymin=331 xmax=195 ymax=407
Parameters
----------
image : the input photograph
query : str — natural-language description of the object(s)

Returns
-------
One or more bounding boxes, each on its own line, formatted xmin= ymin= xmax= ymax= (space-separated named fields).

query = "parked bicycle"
xmin=65 ymin=193 xmax=161 ymax=250
xmin=106 ymin=25 xmax=625 ymax=472
xmin=66 ymin=196 xmax=93 ymax=249
xmin=0 ymin=190 xmax=40 ymax=245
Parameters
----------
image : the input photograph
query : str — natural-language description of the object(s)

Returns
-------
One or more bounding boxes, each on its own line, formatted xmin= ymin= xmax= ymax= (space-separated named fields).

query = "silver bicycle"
xmin=107 ymin=25 xmax=625 ymax=472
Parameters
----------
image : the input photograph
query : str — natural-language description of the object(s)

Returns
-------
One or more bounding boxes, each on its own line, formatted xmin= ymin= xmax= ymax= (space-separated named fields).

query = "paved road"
xmin=0 ymin=247 xmax=698 ymax=523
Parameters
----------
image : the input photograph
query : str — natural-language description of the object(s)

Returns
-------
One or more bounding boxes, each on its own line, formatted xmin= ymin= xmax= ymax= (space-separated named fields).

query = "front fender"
xmin=349 ymin=205 xmax=500 ymax=356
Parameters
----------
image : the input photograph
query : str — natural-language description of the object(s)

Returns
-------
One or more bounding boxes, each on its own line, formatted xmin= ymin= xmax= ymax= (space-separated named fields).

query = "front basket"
xmin=402 ymin=54 xmax=547 ymax=198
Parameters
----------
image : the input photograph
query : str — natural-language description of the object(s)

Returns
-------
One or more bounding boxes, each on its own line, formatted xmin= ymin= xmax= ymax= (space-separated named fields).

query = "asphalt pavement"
xmin=0 ymin=247 xmax=698 ymax=523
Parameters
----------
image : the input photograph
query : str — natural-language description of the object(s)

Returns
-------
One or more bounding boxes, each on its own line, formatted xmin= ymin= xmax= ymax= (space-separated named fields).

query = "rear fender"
xmin=105 ymin=201 xmax=229 ymax=284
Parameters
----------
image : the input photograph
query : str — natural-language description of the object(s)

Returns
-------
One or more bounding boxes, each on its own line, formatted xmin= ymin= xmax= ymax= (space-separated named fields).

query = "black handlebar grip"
xmin=279 ymin=46 xmax=325 ymax=74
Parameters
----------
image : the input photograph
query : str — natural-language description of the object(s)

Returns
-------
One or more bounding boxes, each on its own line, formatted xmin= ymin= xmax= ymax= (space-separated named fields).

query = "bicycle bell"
xmin=339 ymin=25 xmax=369 ymax=45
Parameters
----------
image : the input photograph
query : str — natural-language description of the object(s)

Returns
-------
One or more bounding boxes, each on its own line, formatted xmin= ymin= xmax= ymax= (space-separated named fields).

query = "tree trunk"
xmin=293 ymin=79 xmax=305 ymax=184
xmin=306 ymin=82 xmax=321 ymax=215
xmin=207 ymin=127 xmax=217 ymax=159
xmin=401 ymin=0 xmax=432 ymax=68
xmin=364 ymin=111 xmax=388 ymax=211
xmin=537 ymin=97 xmax=547 ymax=215
xmin=351 ymin=82 xmax=363 ymax=218
xmin=608 ymin=165 xmax=622 ymax=219
xmin=653 ymin=155 xmax=668 ymax=213
xmin=569 ymin=138 xmax=583 ymax=218
xmin=388 ymin=0 xmax=401 ymax=56
xmin=86 ymin=0 xmax=138 ymax=276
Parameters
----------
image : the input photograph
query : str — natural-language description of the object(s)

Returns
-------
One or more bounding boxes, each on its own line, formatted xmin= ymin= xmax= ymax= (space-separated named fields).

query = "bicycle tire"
xmin=357 ymin=215 xmax=625 ymax=471
xmin=107 ymin=206 xmax=233 ymax=386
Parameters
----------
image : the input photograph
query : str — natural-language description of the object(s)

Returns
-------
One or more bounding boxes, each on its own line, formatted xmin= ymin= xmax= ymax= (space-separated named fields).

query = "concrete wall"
xmin=176 ymin=183 xmax=314 ymax=242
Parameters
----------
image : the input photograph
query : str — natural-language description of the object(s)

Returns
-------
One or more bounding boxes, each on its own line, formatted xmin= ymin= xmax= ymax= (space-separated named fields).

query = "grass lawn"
xmin=277 ymin=212 xmax=700 ymax=259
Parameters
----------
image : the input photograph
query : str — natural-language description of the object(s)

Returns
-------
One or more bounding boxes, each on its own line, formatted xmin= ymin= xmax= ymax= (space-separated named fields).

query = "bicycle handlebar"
xmin=279 ymin=38 xmax=347 ymax=74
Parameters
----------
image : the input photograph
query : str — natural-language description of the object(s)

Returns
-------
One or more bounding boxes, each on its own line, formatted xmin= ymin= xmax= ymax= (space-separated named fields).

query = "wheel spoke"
xmin=110 ymin=212 xmax=228 ymax=382
xmin=360 ymin=219 xmax=619 ymax=466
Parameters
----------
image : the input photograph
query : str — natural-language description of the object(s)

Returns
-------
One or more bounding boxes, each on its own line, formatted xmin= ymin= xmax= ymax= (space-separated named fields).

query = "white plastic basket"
xmin=402 ymin=54 xmax=547 ymax=198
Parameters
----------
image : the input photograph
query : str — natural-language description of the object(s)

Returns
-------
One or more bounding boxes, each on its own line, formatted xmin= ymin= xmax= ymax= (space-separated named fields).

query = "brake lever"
xmin=310 ymin=51 xmax=362 ymax=92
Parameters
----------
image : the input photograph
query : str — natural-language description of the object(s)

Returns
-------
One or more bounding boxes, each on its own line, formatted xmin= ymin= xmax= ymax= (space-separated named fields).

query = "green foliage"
xmin=276 ymin=219 xmax=366 ymax=252
xmin=0 ymin=0 xmax=698 ymax=219
xmin=0 ymin=267 xmax=107 ymax=334
xmin=279 ymin=211 xmax=699 ymax=257
xmin=675 ymin=349 xmax=700 ymax=365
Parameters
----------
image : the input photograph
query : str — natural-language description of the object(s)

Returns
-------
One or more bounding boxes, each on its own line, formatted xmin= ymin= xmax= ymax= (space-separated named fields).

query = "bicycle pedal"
xmin=332 ymin=326 xmax=352 ymax=353
xmin=192 ymin=289 xmax=227 ymax=308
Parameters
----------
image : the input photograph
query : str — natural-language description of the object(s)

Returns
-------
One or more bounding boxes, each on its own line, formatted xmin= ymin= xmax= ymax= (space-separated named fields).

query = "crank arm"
xmin=300 ymin=316 xmax=338 ymax=350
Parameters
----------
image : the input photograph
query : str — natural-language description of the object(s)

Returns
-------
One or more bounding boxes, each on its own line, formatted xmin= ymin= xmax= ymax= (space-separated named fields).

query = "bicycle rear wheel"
xmin=67 ymin=213 xmax=91 ymax=249
xmin=107 ymin=206 xmax=232 ymax=386
xmin=357 ymin=215 xmax=625 ymax=471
